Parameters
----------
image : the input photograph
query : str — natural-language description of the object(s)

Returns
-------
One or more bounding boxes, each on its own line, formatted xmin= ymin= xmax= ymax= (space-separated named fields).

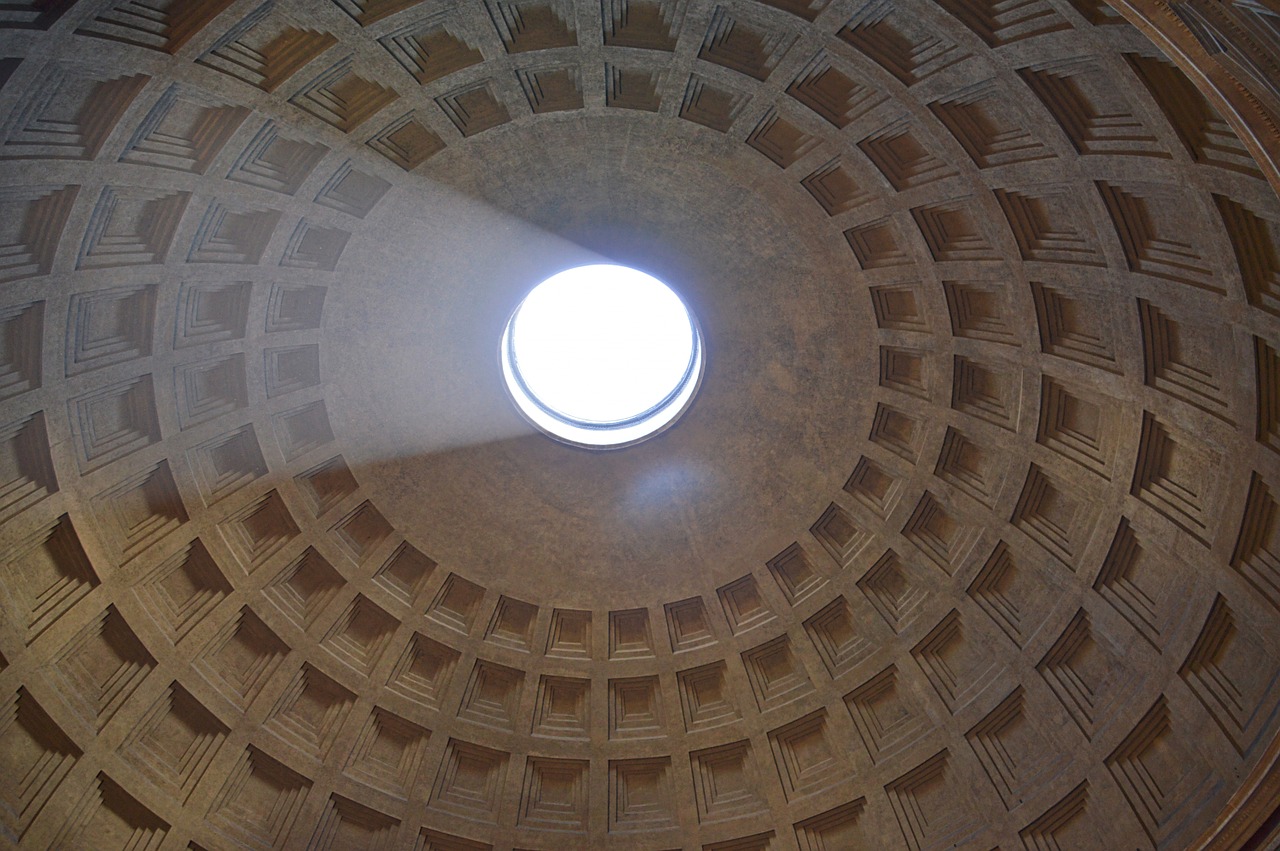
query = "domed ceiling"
xmin=1 ymin=0 xmax=1279 ymax=848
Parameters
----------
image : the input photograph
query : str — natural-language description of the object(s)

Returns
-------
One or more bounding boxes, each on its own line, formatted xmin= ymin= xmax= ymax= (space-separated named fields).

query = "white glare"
xmin=501 ymin=264 xmax=703 ymax=448
xmin=510 ymin=265 xmax=695 ymax=424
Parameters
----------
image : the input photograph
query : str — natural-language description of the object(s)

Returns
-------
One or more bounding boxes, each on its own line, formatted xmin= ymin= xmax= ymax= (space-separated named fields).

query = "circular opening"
xmin=501 ymin=264 xmax=704 ymax=448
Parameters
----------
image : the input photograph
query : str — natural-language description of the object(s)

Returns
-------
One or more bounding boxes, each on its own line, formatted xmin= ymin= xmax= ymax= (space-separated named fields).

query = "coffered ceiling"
xmin=0 ymin=0 xmax=1278 ymax=848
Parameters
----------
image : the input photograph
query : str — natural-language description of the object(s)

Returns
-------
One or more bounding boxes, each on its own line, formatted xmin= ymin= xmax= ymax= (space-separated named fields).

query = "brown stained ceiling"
xmin=0 ymin=0 xmax=1278 ymax=849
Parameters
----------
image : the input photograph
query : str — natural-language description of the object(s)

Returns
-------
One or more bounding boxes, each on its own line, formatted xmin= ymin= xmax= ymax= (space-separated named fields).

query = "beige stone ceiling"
xmin=0 ymin=0 xmax=1279 ymax=849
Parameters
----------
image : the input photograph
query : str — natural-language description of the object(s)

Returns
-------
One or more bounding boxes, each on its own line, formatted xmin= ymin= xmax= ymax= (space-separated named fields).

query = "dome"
xmin=0 ymin=0 xmax=1278 ymax=848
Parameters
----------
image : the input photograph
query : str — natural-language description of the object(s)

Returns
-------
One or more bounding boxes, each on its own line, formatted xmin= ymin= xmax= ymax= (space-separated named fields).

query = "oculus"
xmin=500 ymin=264 xmax=704 ymax=448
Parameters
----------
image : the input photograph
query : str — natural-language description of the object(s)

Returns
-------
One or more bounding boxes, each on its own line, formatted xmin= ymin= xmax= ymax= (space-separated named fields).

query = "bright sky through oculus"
xmin=501 ymin=264 xmax=703 ymax=448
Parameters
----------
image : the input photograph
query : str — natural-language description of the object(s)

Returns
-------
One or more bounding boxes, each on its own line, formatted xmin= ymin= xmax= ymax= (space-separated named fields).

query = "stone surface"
xmin=0 ymin=0 xmax=1276 ymax=849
